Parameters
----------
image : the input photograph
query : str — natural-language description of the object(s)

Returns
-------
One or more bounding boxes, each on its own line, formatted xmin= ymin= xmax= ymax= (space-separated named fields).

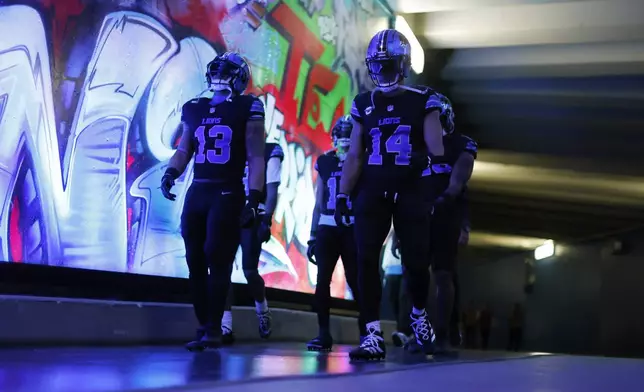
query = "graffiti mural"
xmin=0 ymin=0 xmax=390 ymax=298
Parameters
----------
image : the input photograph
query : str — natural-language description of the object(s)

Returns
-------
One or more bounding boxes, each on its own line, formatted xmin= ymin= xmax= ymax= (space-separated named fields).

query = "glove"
xmin=434 ymin=191 xmax=456 ymax=209
xmin=160 ymin=168 xmax=180 ymax=201
xmin=257 ymin=213 xmax=272 ymax=243
xmin=306 ymin=238 xmax=316 ymax=265
xmin=240 ymin=189 xmax=263 ymax=228
xmin=333 ymin=193 xmax=352 ymax=227
xmin=391 ymin=238 xmax=401 ymax=259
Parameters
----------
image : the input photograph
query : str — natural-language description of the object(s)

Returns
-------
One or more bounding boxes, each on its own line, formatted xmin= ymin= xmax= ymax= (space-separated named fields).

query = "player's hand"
xmin=434 ymin=191 xmax=456 ymax=208
xmin=257 ymin=214 xmax=272 ymax=243
xmin=241 ymin=189 xmax=262 ymax=228
xmin=333 ymin=194 xmax=352 ymax=227
xmin=306 ymin=238 xmax=316 ymax=264
xmin=160 ymin=168 xmax=179 ymax=201
xmin=391 ymin=238 xmax=401 ymax=259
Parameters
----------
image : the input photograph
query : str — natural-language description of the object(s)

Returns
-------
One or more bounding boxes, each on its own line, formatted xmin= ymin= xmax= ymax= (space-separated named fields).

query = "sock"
xmin=412 ymin=307 xmax=425 ymax=316
xmin=222 ymin=311 xmax=233 ymax=330
xmin=366 ymin=321 xmax=381 ymax=332
xmin=255 ymin=299 xmax=268 ymax=313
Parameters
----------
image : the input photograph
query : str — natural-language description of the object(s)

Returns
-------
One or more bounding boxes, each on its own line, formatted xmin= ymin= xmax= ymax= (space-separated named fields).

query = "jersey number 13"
xmin=194 ymin=125 xmax=233 ymax=164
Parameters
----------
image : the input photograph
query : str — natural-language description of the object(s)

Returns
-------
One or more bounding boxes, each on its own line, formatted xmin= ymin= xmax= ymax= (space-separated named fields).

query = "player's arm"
xmin=264 ymin=155 xmax=282 ymax=217
xmin=446 ymin=138 xmax=477 ymax=196
xmin=167 ymin=121 xmax=195 ymax=175
xmin=246 ymin=102 xmax=267 ymax=193
xmin=424 ymin=94 xmax=445 ymax=158
xmin=310 ymin=163 xmax=324 ymax=239
xmin=338 ymin=119 xmax=364 ymax=195
xmin=161 ymin=121 xmax=194 ymax=201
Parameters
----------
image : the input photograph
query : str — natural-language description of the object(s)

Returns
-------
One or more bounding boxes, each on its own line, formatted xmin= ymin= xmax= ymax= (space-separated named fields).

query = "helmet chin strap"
xmin=210 ymin=87 xmax=233 ymax=104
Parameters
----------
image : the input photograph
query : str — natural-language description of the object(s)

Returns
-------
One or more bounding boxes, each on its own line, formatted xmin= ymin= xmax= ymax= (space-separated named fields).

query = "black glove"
xmin=160 ymin=167 xmax=180 ymax=201
xmin=434 ymin=191 xmax=456 ymax=208
xmin=240 ymin=189 xmax=263 ymax=228
xmin=257 ymin=213 xmax=272 ymax=243
xmin=391 ymin=238 xmax=401 ymax=259
xmin=333 ymin=193 xmax=352 ymax=227
xmin=306 ymin=238 xmax=316 ymax=264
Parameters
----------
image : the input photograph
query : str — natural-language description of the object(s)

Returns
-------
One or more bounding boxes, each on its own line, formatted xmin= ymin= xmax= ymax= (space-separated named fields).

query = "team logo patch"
xmin=210 ymin=107 xmax=216 ymax=113
xmin=387 ymin=105 xmax=394 ymax=112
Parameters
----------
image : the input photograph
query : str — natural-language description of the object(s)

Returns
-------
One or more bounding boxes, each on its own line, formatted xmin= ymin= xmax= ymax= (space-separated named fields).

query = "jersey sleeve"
xmin=180 ymin=101 xmax=191 ymax=122
xmin=424 ymin=92 xmax=443 ymax=114
xmin=248 ymin=96 xmax=265 ymax=121
xmin=268 ymin=143 xmax=285 ymax=162
xmin=350 ymin=97 xmax=363 ymax=124
xmin=460 ymin=135 xmax=478 ymax=159
xmin=314 ymin=155 xmax=322 ymax=173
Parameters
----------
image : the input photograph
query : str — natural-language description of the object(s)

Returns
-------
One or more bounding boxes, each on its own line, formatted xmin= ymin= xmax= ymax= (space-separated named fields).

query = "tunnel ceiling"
xmin=395 ymin=0 xmax=644 ymax=246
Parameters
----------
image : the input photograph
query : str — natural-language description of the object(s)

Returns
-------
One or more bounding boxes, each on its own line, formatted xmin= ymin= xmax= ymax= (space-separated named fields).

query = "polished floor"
xmin=0 ymin=343 xmax=642 ymax=392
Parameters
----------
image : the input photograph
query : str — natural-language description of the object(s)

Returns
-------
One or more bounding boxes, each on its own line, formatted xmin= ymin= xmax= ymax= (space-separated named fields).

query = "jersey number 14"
xmin=368 ymin=125 xmax=412 ymax=166
xmin=194 ymin=125 xmax=233 ymax=164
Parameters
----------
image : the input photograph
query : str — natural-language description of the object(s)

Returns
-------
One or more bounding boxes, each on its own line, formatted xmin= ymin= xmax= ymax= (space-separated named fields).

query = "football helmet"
xmin=332 ymin=115 xmax=352 ymax=153
xmin=365 ymin=29 xmax=411 ymax=90
xmin=206 ymin=52 xmax=251 ymax=96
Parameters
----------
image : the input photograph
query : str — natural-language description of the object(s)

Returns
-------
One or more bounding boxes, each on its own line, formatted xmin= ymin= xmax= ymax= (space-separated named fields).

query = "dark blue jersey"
xmin=243 ymin=142 xmax=285 ymax=200
xmin=350 ymin=86 xmax=444 ymax=192
xmin=315 ymin=151 xmax=353 ymax=216
xmin=422 ymin=132 xmax=478 ymax=200
xmin=181 ymin=95 xmax=264 ymax=184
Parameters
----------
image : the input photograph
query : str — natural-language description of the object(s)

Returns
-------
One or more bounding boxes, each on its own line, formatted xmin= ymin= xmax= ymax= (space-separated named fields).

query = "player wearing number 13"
xmin=335 ymin=29 xmax=447 ymax=361
xmin=159 ymin=52 xmax=266 ymax=352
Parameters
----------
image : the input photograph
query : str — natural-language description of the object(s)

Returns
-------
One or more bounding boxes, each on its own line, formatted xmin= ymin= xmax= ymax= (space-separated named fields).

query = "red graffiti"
xmin=166 ymin=0 xmax=228 ymax=47
xmin=39 ymin=0 xmax=85 ymax=62
xmin=255 ymin=2 xmax=346 ymax=154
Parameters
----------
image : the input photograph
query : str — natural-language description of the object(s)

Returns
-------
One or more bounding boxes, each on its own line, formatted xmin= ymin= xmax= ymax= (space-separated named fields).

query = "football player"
xmin=160 ymin=52 xmax=266 ymax=351
xmin=335 ymin=29 xmax=446 ymax=361
xmin=422 ymin=94 xmax=477 ymax=354
xmin=306 ymin=115 xmax=365 ymax=351
xmin=221 ymin=138 xmax=284 ymax=344
xmin=391 ymin=94 xmax=476 ymax=354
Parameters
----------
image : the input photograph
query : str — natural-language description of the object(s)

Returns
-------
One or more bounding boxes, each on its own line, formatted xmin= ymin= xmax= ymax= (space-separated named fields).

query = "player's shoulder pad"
xmin=421 ymin=86 xmax=444 ymax=112
xmin=460 ymin=134 xmax=478 ymax=154
xmin=315 ymin=150 xmax=334 ymax=172
xmin=247 ymin=95 xmax=265 ymax=120
xmin=266 ymin=142 xmax=284 ymax=161
xmin=350 ymin=91 xmax=372 ymax=118
xmin=407 ymin=84 xmax=436 ymax=96
xmin=182 ymin=97 xmax=206 ymax=110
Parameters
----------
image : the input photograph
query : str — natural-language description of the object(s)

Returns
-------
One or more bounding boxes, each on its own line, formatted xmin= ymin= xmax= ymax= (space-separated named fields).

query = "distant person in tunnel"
xmin=220 ymin=130 xmax=284 ymax=344
xmin=392 ymin=94 xmax=477 ymax=355
xmin=334 ymin=28 xmax=446 ymax=361
xmin=305 ymin=115 xmax=365 ymax=352
xmin=160 ymin=52 xmax=266 ymax=351
xmin=508 ymin=302 xmax=524 ymax=352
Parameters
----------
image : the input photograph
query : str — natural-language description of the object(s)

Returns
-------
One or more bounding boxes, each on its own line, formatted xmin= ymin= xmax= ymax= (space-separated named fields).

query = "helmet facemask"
xmin=206 ymin=54 xmax=250 ymax=101
xmin=332 ymin=116 xmax=353 ymax=158
xmin=366 ymin=56 xmax=409 ymax=90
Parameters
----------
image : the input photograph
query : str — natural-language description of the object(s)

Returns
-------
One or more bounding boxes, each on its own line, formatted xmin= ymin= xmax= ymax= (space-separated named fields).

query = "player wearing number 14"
xmin=335 ymin=29 xmax=447 ymax=361
xmin=159 ymin=52 xmax=266 ymax=352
